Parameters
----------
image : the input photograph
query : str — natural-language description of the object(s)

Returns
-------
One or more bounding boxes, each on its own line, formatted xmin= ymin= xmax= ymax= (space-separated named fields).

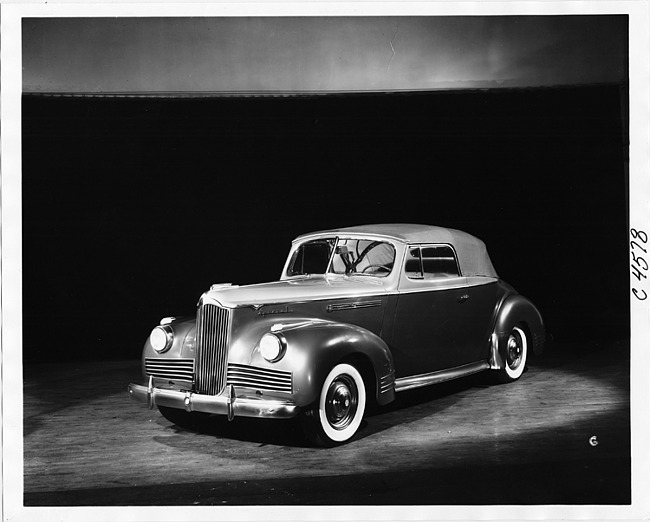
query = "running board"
xmin=394 ymin=361 xmax=490 ymax=393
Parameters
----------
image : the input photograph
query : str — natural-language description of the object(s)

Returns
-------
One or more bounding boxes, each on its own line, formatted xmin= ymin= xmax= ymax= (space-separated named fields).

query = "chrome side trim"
xmin=397 ymin=277 xmax=499 ymax=295
xmin=379 ymin=371 xmax=395 ymax=394
xmin=326 ymin=300 xmax=383 ymax=312
xmin=394 ymin=361 xmax=490 ymax=392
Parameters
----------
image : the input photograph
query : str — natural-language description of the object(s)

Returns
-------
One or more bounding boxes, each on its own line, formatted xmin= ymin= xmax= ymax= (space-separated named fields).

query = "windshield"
xmin=328 ymin=238 xmax=395 ymax=277
xmin=286 ymin=237 xmax=396 ymax=277
xmin=286 ymin=238 xmax=336 ymax=276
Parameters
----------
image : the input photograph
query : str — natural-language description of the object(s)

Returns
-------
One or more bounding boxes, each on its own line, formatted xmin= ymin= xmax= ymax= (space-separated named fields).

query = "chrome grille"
xmin=145 ymin=358 xmax=194 ymax=382
xmin=227 ymin=363 xmax=292 ymax=393
xmin=195 ymin=303 xmax=231 ymax=395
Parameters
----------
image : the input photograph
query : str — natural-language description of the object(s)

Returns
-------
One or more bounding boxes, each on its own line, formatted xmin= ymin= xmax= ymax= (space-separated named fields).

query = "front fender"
xmin=490 ymin=294 xmax=545 ymax=369
xmin=143 ymin=313 xmax=396 ymax=410
xmin=140 ymin=317 xmax=197 ymax=379
xmin=244 ymin=319 xmax=395 ymax=409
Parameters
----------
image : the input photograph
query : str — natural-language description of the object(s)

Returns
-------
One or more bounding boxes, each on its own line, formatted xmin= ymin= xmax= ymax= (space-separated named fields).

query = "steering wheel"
xmin=361 ymin=264 xmax=392 ymax=274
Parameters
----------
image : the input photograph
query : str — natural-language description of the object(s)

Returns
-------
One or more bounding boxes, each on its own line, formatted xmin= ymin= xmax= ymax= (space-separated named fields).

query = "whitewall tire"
xmin=495 ymin=325 xmax=528 ymax=383
xmin=302 ymin=363 xmax=366 ymax=446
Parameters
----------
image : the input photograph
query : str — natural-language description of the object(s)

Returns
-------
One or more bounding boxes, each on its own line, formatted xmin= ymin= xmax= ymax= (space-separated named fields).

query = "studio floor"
xmin=22 ymin=339 xmax=630 ymax=506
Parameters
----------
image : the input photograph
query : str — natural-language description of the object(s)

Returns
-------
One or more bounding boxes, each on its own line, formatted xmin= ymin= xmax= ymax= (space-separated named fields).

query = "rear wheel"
xmin=494 ymin=325 xmax=528 ymax=383
xmin=301 ymin=363 xmax=366 ymax=447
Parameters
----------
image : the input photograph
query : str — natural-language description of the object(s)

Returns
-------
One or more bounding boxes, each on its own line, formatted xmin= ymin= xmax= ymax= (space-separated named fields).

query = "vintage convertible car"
xmin=129 ymin=224 xmax=544 ymax=446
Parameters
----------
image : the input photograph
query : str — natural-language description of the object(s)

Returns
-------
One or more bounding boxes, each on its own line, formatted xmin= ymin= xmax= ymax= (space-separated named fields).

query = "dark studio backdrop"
xmin=21 ymin=16 xmax=630 ymax=362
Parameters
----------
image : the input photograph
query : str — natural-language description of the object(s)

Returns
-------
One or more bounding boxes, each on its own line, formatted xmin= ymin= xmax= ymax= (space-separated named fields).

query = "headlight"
xmin=259 ymin=333 xmax=287 ymax=363
xmin=150 ymin=325 xmax=173 ymax=353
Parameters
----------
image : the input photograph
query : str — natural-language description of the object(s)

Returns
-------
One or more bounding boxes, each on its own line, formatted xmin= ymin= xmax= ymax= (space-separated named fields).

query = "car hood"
xmin=201 ymin=275 xmax=388 ymax=308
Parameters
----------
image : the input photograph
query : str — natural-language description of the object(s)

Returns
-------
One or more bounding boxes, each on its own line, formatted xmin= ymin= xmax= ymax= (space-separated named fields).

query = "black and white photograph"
xmin=1 ymin=1 xmax=649 ymax=521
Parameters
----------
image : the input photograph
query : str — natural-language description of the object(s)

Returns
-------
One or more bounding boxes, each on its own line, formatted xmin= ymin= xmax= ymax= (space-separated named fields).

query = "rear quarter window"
xmin=406 ymin=244 xmax=460 ymax=279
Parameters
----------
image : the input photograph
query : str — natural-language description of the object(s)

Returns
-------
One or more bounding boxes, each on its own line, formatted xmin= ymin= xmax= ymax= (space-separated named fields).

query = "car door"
xmin=389 ymin=244 xmax=490 ymax=377
xmin=458 ymin=277 xmax=501 ymax=363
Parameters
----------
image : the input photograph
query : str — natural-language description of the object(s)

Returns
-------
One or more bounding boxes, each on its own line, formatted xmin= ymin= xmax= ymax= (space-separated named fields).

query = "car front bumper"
xmin=128 ymin=379 xmax=300 ymax=420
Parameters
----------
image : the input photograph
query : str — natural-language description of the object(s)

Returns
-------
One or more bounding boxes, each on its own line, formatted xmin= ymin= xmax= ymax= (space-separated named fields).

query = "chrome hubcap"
xmin=507 ymin=333 xmax=522 ymax=370
xmin=325 ymin=376 xmax=358 ymax=430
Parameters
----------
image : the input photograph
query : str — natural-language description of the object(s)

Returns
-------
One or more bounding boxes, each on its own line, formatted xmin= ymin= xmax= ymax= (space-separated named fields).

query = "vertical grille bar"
xmin=195 ymin=303 xmax=231 ymax=395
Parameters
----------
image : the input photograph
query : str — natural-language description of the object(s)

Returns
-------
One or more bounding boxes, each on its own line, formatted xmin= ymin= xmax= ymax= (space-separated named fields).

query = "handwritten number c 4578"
xmin=631 ymin=229 xmax=649 ymax=300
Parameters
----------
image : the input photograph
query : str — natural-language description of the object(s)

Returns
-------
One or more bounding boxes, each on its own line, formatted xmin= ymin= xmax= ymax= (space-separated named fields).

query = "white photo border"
xmin=2 ymin=2 xmax=648 ymax=521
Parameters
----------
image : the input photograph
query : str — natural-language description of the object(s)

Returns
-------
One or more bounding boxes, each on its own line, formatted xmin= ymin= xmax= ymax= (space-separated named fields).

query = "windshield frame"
xmin=285 ymin=237 xmax=337 ymax=277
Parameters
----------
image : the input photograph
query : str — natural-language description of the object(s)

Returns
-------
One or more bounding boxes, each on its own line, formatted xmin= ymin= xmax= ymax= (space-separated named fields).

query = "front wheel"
xmin=301 ymin=363 xmax=366 ymax=447
xmin=494 ymin=325 xmax=528 ymax=383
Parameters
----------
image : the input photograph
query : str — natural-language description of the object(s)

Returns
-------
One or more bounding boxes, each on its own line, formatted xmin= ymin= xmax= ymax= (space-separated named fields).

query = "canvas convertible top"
xmin=295 ymin=223 xmax=498 ymax=278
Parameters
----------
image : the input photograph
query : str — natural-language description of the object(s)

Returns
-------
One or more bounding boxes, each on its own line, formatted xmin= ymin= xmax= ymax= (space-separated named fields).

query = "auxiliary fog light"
xmin=259 ymin=332 xmax=287 ymax=363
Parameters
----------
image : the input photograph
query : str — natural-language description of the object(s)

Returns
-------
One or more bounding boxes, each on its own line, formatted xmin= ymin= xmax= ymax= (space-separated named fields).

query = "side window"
xmin=406 ymin=245 xmax=459 ymax=279
xmin=405 ymin=247 xmax=423 ymax=279
xmin=421 ymin=245 xmax=459 ymax=277
xmin=287 ymin=239 xmax=335 ymax=276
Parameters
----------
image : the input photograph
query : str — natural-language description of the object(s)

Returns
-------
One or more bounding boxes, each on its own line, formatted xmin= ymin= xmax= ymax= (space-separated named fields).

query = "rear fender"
xmin=490 ymin=295 xmax=545 ymax=369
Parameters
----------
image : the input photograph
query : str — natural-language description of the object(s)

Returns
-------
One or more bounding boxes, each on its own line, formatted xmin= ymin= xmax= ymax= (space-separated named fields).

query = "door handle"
xmin=458 ymin=294 xmax=470 ymax=303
